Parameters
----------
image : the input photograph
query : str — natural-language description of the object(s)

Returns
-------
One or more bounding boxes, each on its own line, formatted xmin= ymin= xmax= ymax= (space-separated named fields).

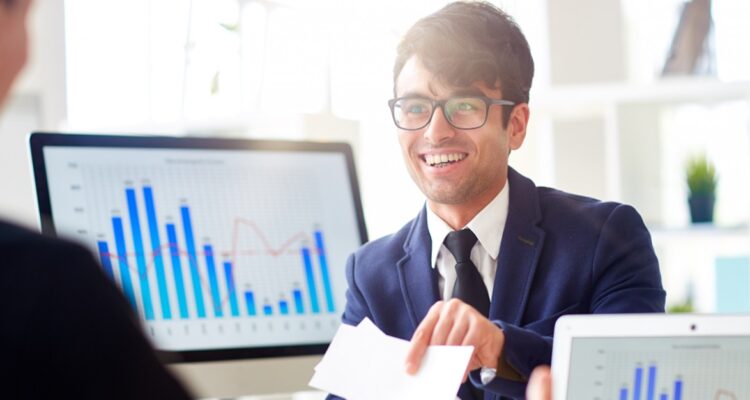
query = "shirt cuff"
xmin=479 ymin=367 xmax=497 ymax=385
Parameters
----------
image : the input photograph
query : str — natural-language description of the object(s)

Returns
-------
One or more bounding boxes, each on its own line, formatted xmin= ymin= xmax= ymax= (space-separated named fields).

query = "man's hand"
xmin=526 ymin=365 xmax=552 ymax=400
xmin=404 ymin=299 xmax=504 ymax=381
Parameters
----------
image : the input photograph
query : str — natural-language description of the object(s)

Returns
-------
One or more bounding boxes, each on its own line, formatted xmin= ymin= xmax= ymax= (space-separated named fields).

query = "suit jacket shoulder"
xmin=0 ymin=220 xmax=192 ymax=399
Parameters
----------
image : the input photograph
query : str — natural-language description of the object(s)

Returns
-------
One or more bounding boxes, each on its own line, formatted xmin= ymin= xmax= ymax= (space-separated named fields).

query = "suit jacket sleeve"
xmin=471 ymin=204 xmax=666 ymax=398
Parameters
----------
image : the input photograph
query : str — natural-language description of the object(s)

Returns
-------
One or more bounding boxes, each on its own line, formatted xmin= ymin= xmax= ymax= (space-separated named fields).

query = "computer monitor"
xmin=29 ymin=132 xmax=368 ymax=367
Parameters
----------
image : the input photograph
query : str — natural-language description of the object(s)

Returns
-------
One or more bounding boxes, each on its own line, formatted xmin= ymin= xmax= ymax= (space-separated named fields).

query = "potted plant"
xmin=686 ymin=154 xmax=717 ymax=223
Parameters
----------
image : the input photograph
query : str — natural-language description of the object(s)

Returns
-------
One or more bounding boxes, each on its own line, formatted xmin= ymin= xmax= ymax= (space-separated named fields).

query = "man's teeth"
xmin=425 ymin=153 xmax=466 ymax=166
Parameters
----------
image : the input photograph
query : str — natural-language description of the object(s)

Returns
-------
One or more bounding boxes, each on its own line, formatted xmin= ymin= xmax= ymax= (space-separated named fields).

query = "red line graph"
xmin=101 ymin=217 xmax=318 ymax=311
xmin=714 ymin=389 xmax=738 ymax=400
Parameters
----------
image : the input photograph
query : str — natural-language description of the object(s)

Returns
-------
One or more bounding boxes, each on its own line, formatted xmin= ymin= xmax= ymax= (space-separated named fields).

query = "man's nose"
xmin=423 ymin=107 xmax=455 ymax=145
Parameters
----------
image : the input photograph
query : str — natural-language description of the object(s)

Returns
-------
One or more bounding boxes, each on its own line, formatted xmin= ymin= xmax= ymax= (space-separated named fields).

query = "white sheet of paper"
xmin=309 ymin=318 xmax=473 ymax=400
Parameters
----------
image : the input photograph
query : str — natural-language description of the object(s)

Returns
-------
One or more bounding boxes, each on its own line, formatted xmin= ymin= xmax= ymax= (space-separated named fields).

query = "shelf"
xmin=531 ymin=78 xmax=750 ymax=116
xmin=649 ymin=223 xmax=750 ymax=242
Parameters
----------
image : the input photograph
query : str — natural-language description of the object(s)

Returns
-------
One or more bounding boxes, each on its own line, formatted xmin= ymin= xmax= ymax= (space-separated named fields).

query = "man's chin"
xmin=424 ymin=188 xmax=473 ymax=206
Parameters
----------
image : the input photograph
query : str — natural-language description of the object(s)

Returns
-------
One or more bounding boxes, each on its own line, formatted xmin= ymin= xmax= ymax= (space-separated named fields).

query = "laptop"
xmin=552 ymin=314 xmax=750 ymax=400
xmin=28 ymin=132 xmax=368 ymax=365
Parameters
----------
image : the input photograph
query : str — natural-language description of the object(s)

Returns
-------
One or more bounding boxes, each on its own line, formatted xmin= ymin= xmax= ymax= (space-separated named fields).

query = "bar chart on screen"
xmin=43 ymin=146 xmax=361 ymax=351
xmin=566 ymin=337 xmax=750 ymax=400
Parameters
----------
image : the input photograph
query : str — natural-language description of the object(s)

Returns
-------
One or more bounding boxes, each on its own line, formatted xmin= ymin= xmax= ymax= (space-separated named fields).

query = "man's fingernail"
xmin=405 ymin=362 xmax=415 ymax=374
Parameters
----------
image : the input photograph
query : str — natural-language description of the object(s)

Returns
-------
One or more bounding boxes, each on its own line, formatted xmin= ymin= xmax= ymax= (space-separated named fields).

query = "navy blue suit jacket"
xmin=337 ymin=168 xmax=665 ymax=399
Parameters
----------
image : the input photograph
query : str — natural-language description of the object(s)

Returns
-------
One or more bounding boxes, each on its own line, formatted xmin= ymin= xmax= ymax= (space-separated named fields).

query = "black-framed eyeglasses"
xmin=387 ymin=95 xmax=515 ymax=131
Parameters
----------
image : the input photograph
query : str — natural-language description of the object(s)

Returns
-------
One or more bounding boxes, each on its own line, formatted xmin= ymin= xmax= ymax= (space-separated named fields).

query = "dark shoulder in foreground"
xmin=0 ymin=219 xmax=193 ymax=400
xmin=0 ymin=220 xmax=89 ymax=262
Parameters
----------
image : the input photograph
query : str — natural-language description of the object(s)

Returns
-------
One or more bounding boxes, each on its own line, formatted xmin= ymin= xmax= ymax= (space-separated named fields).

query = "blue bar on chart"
xmin=223 ymin=261 xmax=239 ymax=317
xmin=112 ymin=216 xmax=137 ymax=311
xmin=263 ymin=304 xmax=273 ymax=316
xmin=181 ymin=205 xmax=206 ymax=318
xmin=126 ymin=188 xmax=154 ymax=320
xmin=166 ymin=223 xmax=189 ymax=319
xmin=97 ymin=241 xmax=115 ymax=281
xmin=673 ymin=378 xmax=682 ymax=400
xmin=314 ymin=230 xmax=335 ymax=313
xmin=244 ymin=291 xmax=257 ymax=316
xmin=143 ymin=186 xmax=172 ymax=320
xmin=660 ymin=394 xmax=667 ymax=400
xmin=301 ymin=247 xmax=321 ymax=314
xmin=634 ymin=365 xmax=643 ymax=400
xmin=619 ymin=388 xmax=628 ymax=400
xmin=203 ymin=244 xmax=223 ymax=317
xmin=647 ymin=365 xmax=657 ymax=400
xmin=279 ymin=300 xmax=289 ymax=315
xmin=293 ymin=289 xmax=304 ymax=314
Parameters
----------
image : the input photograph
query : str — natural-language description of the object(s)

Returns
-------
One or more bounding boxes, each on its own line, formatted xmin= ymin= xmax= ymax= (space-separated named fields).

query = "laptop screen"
xmin=29 ymin=133 xmax=368 ymax=362
xmin=565 ymin=335 xmax=750 ymax=399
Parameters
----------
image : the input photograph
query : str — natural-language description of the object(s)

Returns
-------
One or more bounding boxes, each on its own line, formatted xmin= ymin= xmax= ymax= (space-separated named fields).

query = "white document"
xmin=309 ymin=318 xmax=473 ymax=400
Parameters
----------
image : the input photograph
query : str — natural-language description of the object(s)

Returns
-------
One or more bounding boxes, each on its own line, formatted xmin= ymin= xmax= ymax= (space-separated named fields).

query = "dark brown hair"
xmin=393 ymin=1 xmax=534 ymax=126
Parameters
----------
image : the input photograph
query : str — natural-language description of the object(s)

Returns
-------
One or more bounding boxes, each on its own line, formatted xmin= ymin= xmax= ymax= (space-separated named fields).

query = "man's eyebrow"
xmin=450 ymin=88 xmax=486 ymax=97
xmin=397 ymin=91 xmax=430 ymax=99
xmin=396 ymin=88 xmax=487 ymax=99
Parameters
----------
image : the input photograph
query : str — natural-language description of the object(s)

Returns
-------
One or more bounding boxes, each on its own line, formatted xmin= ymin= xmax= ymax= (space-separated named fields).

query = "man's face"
xmin=0 ymin=0 xmax=32 ymax=109
xmin=394 ymin=56 xmax=527 ymax=211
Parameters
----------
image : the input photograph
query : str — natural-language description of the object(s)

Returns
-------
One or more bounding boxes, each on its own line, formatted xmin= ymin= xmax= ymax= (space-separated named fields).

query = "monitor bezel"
xmin=28 ymin=131 xmax=369 ymax=363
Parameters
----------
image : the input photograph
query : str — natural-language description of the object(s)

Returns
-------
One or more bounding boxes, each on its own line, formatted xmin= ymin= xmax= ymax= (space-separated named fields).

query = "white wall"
xmin=0 ymin=0 xmax=66 ymax=228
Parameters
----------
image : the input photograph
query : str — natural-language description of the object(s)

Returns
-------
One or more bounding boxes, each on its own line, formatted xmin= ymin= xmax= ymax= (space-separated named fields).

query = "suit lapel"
xmin=396 ymin=206 xmax=440 ymax=329
xmin=489 ymin=168 xmax=546 ymax=325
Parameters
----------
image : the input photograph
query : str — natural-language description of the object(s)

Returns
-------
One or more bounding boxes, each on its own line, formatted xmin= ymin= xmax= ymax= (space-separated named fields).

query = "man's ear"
xmin=507 ymin=103 xmax=529 ymax=151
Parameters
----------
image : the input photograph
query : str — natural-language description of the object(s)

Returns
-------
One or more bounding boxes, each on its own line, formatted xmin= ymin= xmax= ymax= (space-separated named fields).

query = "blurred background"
xmin=2 ymin=0 xmax=749 ymax=396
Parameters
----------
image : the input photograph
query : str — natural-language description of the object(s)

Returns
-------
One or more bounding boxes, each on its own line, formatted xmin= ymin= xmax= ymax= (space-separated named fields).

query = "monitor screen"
xmin=566 ymin=336 xmax=750 ymax=399
xmin=29 ymin=133 xmax=367 ymax=362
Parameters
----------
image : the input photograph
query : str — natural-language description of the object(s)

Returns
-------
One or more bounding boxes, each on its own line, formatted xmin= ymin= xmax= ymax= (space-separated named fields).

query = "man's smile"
xmin=422 ymin=152 xmax=468 ymax=168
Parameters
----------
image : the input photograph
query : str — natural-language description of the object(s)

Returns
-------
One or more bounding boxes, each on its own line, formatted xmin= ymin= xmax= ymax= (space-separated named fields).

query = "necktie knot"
xmin=443 ymin=229 xmax=477 ymax=264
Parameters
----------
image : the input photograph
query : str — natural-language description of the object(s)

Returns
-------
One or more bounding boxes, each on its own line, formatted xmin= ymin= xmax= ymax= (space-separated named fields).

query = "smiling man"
xmin=334 ymin=2 xmax=665 ymax=399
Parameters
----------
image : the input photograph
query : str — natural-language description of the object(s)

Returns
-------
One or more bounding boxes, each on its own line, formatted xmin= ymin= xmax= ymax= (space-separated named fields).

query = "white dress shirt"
xmin=427 ymin=181 xmax=509 ymax=301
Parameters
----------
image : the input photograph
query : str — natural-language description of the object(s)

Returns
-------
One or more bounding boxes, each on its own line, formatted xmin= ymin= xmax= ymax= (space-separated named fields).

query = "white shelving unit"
xmin=528 ymin=78 xmax=750 ymax=223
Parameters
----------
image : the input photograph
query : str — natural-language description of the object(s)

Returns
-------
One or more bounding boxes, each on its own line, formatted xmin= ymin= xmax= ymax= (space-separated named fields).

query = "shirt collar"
xmin=426 ymin=181 xmax=510 ymax=268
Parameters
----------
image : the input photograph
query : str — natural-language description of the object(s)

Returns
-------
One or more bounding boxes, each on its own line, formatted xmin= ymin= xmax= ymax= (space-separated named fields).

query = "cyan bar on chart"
xmin=279 ymin=299 xmax=289 ymax=315
xmin=112 ymin=216 xmax=137 ymax=311
xmin=166 ymin=223 xmax=189 ymax=319
xmin=223 ymin=261 xmax=239 ymax=317
xmin=180 ymin=205 xmax=206 ymax=318
xmin=142 ymin=186 xmax=171 ymax=320
xmin=125 ymin=187 xmax=154 ymax=320
xmin=97 ymin=240 xmax=115 ymax=281
xmin=301 ymin=247 xmax=321 ymax=314
xmin=263 ymin=304 xmax=273 ymax=316
xmin=203 ymin=244 xmax=223 ymax=317
xmin=244 ymin=290 xmax=256 ymax=316
xmin=293 ymin=289 xmax=304 ymax=314
xmin=314 ymin=230 xmax=335 ymax=313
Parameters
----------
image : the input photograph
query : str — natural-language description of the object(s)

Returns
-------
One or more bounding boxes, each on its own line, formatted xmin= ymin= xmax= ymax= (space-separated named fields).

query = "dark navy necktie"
xmin=445 ymin=229 xmax=491 ymax=400
xmin=444 ymin=229 xmax=490 ymax=317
